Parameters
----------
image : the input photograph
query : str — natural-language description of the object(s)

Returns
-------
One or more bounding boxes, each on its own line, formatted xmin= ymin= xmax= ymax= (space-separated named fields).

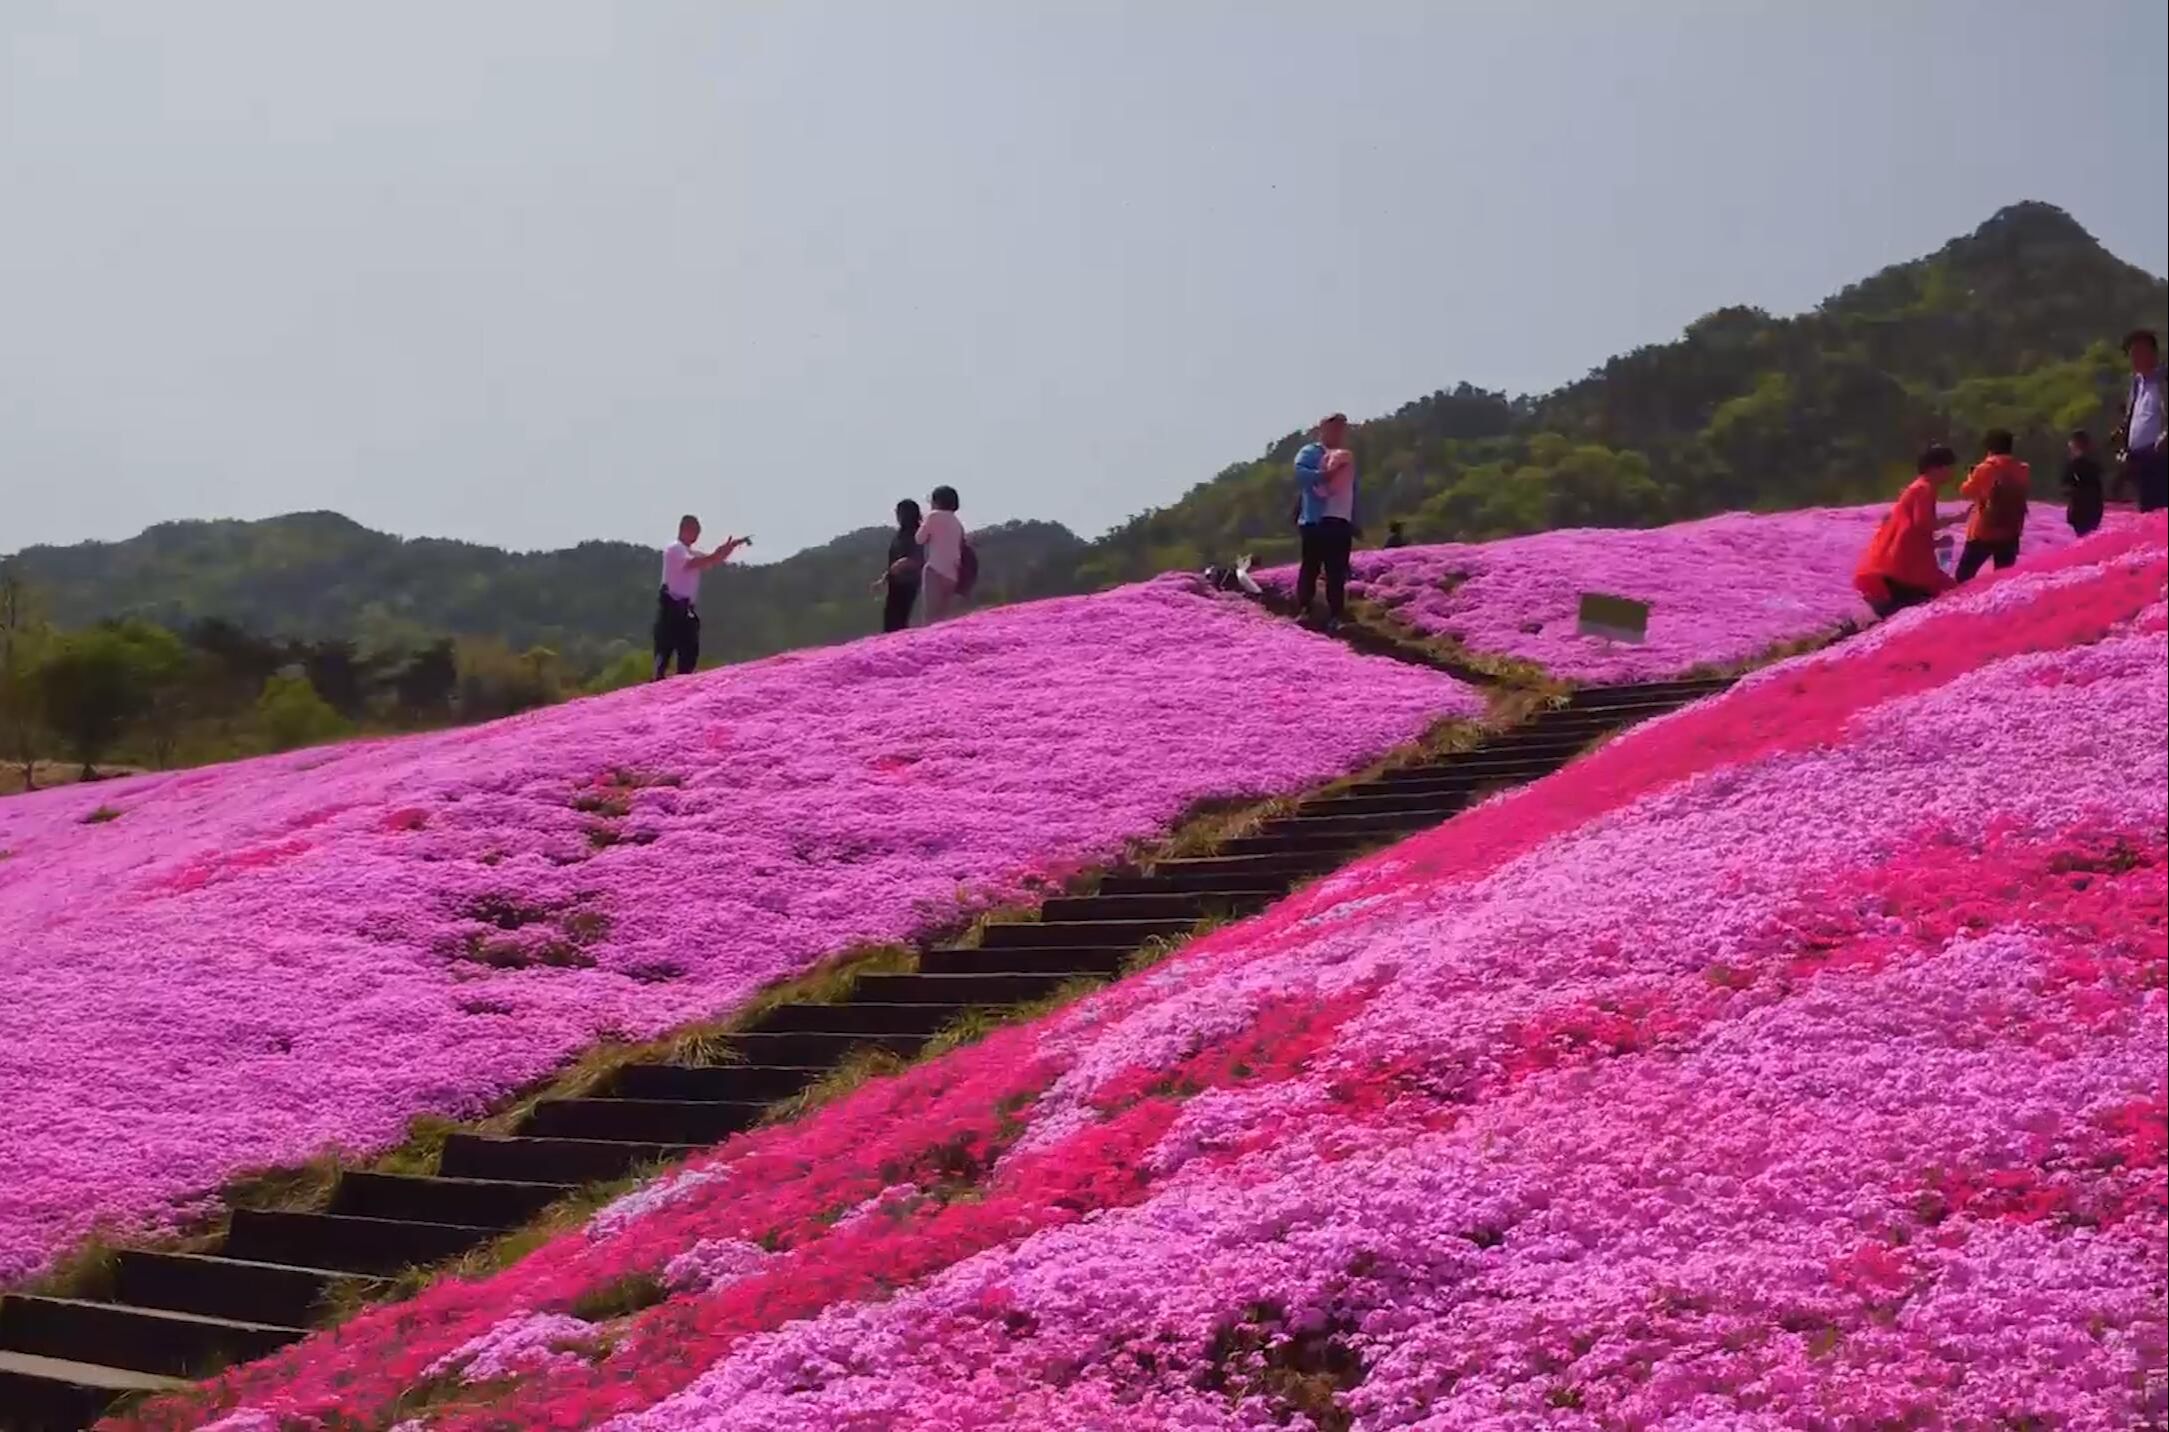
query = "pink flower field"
xmin=0 ymin=578 xmax=1479 ymax=1286
xmin=132 ymin=518 xmax=2168 ymax=1430
xmin=1264 ymin=502 xmax=2091 ymax=682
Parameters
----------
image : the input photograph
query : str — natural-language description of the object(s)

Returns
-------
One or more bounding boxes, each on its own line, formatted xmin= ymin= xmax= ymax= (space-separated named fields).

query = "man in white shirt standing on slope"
xmin=654 ymin=514 xmax=748 ymax=680
xmin=2116 ymin=328 xmax=2167 ymax=514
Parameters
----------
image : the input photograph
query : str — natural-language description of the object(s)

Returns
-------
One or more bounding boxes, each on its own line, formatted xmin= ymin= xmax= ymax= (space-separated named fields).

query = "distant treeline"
xmin=1 ymin=564 xmax=647 ymax=790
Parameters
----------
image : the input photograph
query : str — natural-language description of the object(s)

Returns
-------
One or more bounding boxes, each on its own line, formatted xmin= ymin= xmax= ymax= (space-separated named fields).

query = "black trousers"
xmin=882 ymin=580 xmax=919 ymax=634
xmin=2068 ymin=496 xmax=2103 ymax=537
xmin=2125 ymin=448 xmax=2168 ymax=513
xmin=1954 ymin=537 xmax=2019 ymax=582
xmin=652 ymin=591 xmax=700 ymax=679
xmin=1296 ymin=518 xmax=1354 ymax=620
xmin=1868 ymin=579 xmax=1936 ymax=620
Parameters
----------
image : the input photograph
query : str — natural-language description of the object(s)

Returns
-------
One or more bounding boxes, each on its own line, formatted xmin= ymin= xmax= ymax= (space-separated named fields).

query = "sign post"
xmin=1576 ymin=593 xmax=1650 ymax=644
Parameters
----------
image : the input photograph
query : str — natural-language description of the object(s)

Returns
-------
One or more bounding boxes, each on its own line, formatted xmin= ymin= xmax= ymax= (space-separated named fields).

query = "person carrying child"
xmin=1954 ymin=428 xmax=2029 ymax=580
xmin=1291 ymin=413 xmax=1357 ymax=630
xmin=1854 ymin=445 xmax=1959 ymax=619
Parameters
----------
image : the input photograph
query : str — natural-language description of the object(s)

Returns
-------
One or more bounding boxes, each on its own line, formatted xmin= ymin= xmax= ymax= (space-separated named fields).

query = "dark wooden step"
xmin=1039 ymin=891 xmax=1270 ymax=922
xmin=1565 ymin=683 xmax=1725 ymax=710
xmin=439 ymin=1134 xmax=692 ymax=1185
xmin=1298 ymin=791 xmax=1470 ymax=819
xmin=606 ymin=1063 xmax=819 ymax=1102
xmin=522 ymin=1098 xmax=764 ymax=1144
xmin=854 ymin=971 xmax=1097 ymax=1005
xmin=1098 ymin=869 xmax=1291 ymax=896
xmin=920 ymin=945 xmax=1130 ymax=976
xmin=1216 ymin=830 xmax=1372 ymax=857
xmin=0 ymin=1349 xmax=181 ymax=1432
xmin=1257 ymin=811 xmax=1445 ymax=840
xmin=222 ymin=1210 xmax=493 ymax=1277
xmin=724 ymin=1029 xmax=932 ymax=1067
xmin=114 ymin=1251 xmax=365 ymax=1328
xmin=1462 ymin=728 xmax=1605 ymax=750
xmin=977 ymin=919 xmax=1196 ymax=950
xmin=1150 ymin=853 xmax=1340 ymax=879
xmin=330 ymin=1172 xmax=569 ymax=1229
xmin=0 ymin=1295 xmax=296 ymax=1380
xmin=1364 ymin=759 xmax=1567 ymax=789
xmin=753 ymin=1003 xmax=959 ymax=1037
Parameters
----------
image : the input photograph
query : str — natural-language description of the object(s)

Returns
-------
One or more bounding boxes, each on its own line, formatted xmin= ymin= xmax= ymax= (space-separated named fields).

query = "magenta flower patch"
xmin=0 ymin=577 xmax=1476 ymax=1284
xmin=122 ymin=520 xmax=2169 ymax=1430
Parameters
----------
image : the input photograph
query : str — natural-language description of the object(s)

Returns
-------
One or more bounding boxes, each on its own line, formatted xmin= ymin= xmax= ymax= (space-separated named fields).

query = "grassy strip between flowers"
xmin=24 ymin=692 xmax=1545 ymax=1346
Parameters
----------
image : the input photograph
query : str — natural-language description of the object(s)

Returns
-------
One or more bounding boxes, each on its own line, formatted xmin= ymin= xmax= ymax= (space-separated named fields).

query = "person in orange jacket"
xmin=1854 ymin=445 xmax=1959 ymax=619
xmin=1954 ymin=428 xmax=2031 ymax=581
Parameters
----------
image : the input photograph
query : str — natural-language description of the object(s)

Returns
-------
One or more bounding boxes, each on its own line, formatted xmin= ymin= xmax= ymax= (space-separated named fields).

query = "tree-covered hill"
xmin=11 ymin=202 xmax=2163 ymax=654
xmin=1066 ymin=201 xmax=2166 ymax=585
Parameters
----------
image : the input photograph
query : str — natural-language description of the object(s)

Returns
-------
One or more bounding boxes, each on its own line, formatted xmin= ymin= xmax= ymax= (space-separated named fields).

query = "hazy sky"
xmin=4 ymin=0 xmax=2165 ymax=559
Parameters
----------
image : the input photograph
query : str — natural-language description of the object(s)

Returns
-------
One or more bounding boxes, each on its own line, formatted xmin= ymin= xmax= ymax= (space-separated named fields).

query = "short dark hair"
xmin=1918 ymin=443 xmax=1958 ymax=474
xmin=1983 ymin=428 xmax=2015 ymax=455
xmin=930 ymin=485 xmax=960 ymax=512
xmin=2123 ymin=328 xmax=2159 ymax=354
xmin=2069 ymin=428 xmax=2093 ymax=447
xmin=895 ymin=498 xmax=923 ymax=529
xmin=678 ymin=513 xmax=700 ymax=529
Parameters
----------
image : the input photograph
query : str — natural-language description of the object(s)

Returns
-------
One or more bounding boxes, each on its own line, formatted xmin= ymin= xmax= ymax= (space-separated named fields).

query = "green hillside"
xmin=1068 ymin=201 xmax=2166 ymax=585
xmin=13 ymin=513 xmax=1086 ymax=670
xmin=9 ymin=201 xmax=2163 ymax=652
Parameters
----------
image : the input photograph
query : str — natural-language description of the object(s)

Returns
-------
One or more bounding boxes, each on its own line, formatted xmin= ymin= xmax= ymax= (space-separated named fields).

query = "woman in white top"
xmin=915 ymin=485 xmax=969 ymax=622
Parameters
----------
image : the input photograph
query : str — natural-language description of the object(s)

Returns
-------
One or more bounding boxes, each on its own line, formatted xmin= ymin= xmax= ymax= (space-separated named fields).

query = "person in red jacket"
xmin=1854 ymin=445 xmax=1959 ymax=619
xmin=1954 ymin=428 xmax=2031 ymax=580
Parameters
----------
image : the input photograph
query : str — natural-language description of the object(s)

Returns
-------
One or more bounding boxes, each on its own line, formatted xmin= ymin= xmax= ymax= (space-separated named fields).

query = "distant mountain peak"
xmin=1968 ymin=200 xmax=2097 ymax=248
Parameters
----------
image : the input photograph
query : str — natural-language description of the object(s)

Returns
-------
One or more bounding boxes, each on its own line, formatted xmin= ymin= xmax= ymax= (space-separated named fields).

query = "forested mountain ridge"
xmin=10 ymin=201 xmax=2164 ymax=653
xmin=1067 ymin=201 xmax=2167 ymax=585
xmin=12 ymin=512 xmax=1087 ymax=670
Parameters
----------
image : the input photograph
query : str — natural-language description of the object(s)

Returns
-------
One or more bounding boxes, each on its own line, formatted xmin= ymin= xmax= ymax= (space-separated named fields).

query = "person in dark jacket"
xmin=2061 ymin=429 xmax=2105 ymax=537
xmin=874 ymin=499 xmax=925 ymax=633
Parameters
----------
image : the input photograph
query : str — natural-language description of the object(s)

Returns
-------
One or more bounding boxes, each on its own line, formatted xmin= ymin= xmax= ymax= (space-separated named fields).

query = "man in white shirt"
xmin=653 ymin=515 xmax=748 ymax=680
xmin=2116 ymin=329 xmax=2167 ymax=514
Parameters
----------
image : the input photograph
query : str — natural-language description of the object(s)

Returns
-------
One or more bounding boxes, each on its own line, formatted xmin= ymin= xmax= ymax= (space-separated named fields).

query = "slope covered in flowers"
xmin=137 ymin=519 xmax=2168 ymax=1429
xmin=1263 ymin=501 xmax=2088 ymax=681
xmin=0 ymin=578 xmax=1479 ymax=1285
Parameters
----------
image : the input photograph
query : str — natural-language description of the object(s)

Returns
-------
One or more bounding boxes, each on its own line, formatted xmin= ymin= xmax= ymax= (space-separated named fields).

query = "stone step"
xmin=854 ymin=971 xmax=1098 ymax=1006
xmin=221 ymin=1210 xmax=494 ymax=1277
xmin=114 ymin=1251 xmax=366 ymax=1329
xmin=0 ymin=1294 xmax=297 ymax=1380
xmin=1039 ymin=891 xmax=1270 ymax=922
xmin=0 ymin=1349 xmax=182 ymax=1432
xmin=605 ymin=1063 xmax=819 ymax=1103
xmin=1297 ymin=791 xmax=1470 ymax=819
xmin=754 ymin=1003 xmax=960 ymax=1037
xmin=977 ymin=919 xmax=1196 ymax=950
xmin=439 ymin=1134 xmax=692 ymax=1185
xmin=724 ymin=1029 xmax=933 ymax=1068
xmin=1098 ymin=868 xmax=1291 ymax=896
xmin=330 ymin=1172 xmax=570 ymax=1230
xmin=522 ymin=1097 xmax=765 ymax=1145
xmin=919 ymin=945 xmax=1131 ymax=977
